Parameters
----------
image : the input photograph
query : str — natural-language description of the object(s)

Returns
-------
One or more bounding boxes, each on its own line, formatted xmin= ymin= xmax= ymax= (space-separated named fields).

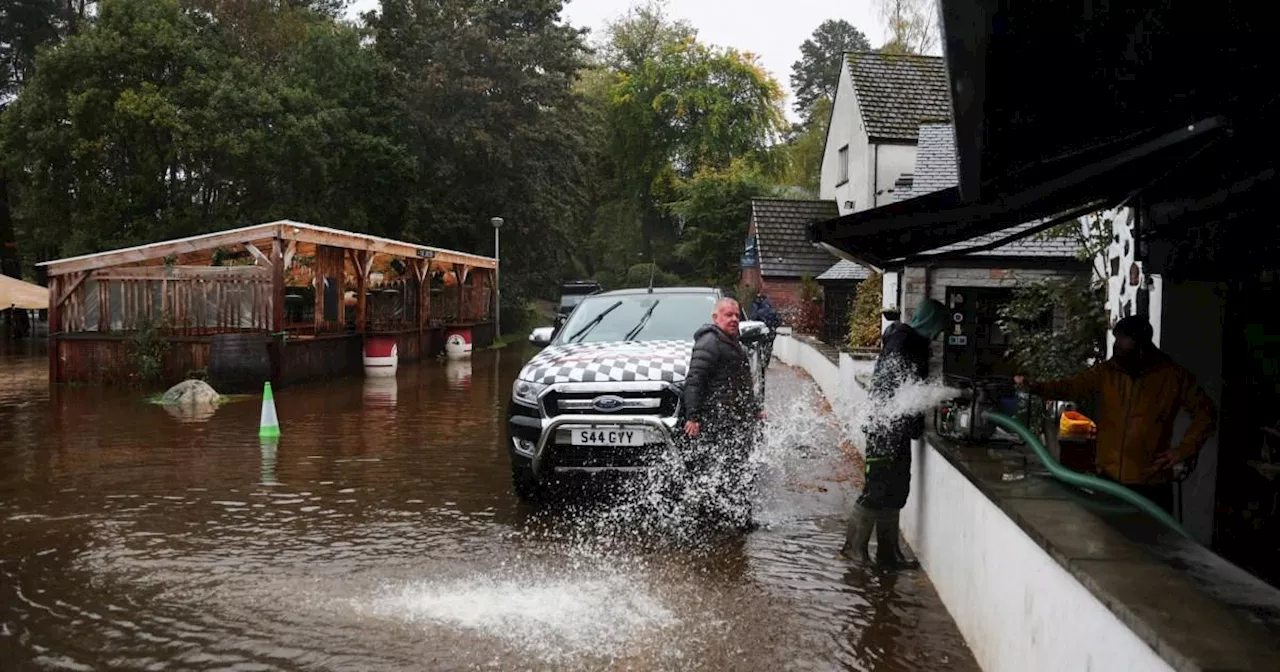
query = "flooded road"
xmin=1 ymin=341 xmax=977 ymax=671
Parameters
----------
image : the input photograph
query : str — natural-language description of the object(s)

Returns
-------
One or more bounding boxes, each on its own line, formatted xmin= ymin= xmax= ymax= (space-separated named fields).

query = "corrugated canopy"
xmin=0 ymin=274 xmax=49 ymax=310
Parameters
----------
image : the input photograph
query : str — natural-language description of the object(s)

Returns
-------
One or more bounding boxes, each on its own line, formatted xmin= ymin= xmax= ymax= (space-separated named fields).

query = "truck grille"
xmin=542 ymin=389 xmax=680 ymax=418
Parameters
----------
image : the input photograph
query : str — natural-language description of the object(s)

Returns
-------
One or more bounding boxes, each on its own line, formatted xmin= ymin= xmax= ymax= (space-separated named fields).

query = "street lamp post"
xmin=491 ymin=217 xmax=503 ymax=338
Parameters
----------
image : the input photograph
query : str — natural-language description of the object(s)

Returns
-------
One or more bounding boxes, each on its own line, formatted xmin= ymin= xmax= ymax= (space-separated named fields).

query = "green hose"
xmin=982 ymin=411 xmax=1193 ymax=541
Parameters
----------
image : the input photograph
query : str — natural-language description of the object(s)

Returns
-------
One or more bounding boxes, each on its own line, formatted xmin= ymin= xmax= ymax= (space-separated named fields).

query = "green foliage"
xmin=997 ymin=274 xmax=1108 ymax=383
xmin=789 ymin=19 xmax=870 ymax=123
xmin=127 ymin=315 xmax=171 ymax=385
xmin=847 ymin=271 xmax=884 ymax=348
xmin=668 ymin=160 xmax=773 ymax=287
xmin=1000 ymin=212 xmax=1114 ymax=384
xmin=589 ymin=4 xmax=787 ymax=279
xmin=2 ymin=0 xmax=822 ymax=311
xmin=778 ymin=96 xmax=831 ymax=196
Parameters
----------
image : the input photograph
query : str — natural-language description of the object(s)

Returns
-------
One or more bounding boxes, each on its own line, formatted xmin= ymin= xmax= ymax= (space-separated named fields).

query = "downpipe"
xmin=982 ymin=411 xmax=1194 ymax=541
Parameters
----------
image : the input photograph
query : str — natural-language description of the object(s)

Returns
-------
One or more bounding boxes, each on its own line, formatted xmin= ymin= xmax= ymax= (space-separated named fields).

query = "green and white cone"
xmin=259 ymin=381 xmax=281 ymax=438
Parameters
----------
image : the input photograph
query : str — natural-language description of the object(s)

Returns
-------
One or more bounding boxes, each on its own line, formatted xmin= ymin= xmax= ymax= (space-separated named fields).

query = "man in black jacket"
xmin=841 ymin=298 xmax=948 ymax=568
xmin=683 ymin=297 xmax=761 ymax=527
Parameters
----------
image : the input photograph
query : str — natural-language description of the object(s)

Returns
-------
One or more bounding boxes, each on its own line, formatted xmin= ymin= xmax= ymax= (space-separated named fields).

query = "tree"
xmin=668 ymin=159 xmax=773 ymax=287
xmin=777 ymin=95 xmax=831 ymax=196
xmin=599 ymin=15 xmax=785 ymax=270
xmin=875 ymin=0 xmax=938 ymax=55
xmin=366 ymin=0 xmax=596 ymax=308
xmin=596 ymin=0 xmax=694 ymax=72
xmin=997 ymin=214 xmax=1114 ymax=382
xmin=789 ymin=19 xmax=869 ymax=124
xmin=847 ymin=271 xmax=884 ymax=347
xmin=2 ymin=0 xmax=413 ymax=258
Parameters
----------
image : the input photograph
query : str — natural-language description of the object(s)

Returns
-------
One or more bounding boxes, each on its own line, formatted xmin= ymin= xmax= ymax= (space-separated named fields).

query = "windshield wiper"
xmin=623 ymin=300 xmax=660 ymax=341
xmin=567 ymin=300 xmax=623 ymax=343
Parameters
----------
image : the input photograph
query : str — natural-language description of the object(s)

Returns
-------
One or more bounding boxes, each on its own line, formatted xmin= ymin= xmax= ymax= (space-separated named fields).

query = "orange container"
xmin=1058 ymin=410 xmax=1097 ymax=438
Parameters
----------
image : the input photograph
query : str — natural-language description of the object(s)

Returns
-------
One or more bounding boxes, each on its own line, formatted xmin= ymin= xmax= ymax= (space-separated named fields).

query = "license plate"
xmin=569 ymin=428 xmax=647 ymax=446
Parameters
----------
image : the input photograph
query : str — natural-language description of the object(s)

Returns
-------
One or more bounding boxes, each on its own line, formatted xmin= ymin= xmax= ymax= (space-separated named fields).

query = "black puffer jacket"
xmin=683 ymin=324 xmax=758 ymax=428
xmin=866 ymin=322 xmax=932 ymax=447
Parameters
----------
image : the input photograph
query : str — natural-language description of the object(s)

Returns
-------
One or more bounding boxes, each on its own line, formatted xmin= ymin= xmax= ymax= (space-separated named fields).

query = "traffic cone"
xmin=259 ymin=381 xmax=281 ymax=438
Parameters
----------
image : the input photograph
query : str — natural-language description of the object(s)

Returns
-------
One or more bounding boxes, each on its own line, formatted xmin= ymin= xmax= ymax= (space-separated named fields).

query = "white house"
xmin=819 ymin=51 xmax=952 ymax=215
xmin=818 ymin=51 xmax=952 ymax=327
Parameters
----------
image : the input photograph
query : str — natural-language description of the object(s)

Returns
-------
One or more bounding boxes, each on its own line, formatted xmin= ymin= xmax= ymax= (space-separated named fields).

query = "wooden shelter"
xmin=37 ymin=220 xmax=498 ymax=386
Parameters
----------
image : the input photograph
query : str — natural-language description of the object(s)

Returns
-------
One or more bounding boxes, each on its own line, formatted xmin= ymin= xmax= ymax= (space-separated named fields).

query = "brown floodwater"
xmin=0 ymin=339 xmax=977 ymax=671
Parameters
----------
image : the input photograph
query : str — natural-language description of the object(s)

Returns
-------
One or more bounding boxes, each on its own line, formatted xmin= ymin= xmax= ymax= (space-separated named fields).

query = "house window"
xmin=837 ymin=145 xmax=850 ymax=185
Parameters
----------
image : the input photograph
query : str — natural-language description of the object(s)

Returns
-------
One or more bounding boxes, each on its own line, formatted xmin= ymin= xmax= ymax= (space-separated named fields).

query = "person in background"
xmin=841 ymin=298 xmax=949 ymax=568
xmin=750 ymin=293 xmax=782 ymax=368
xmin=1015 ymin=315 xmax=1217 ymax=514
xmin=683 ymin=297 xmax=763 ymax=529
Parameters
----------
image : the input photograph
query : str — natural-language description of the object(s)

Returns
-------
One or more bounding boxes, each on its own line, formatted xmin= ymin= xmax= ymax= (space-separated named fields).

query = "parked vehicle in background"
xmin=553 ymin=280 xmax=604 ymax=335
xmin=510 ymin=287 xmax=769 ymax=503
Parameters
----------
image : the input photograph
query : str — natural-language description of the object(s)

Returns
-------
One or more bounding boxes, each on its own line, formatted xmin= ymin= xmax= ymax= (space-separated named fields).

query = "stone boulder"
xmin=160 ymin=379 xmax=222 ymax=407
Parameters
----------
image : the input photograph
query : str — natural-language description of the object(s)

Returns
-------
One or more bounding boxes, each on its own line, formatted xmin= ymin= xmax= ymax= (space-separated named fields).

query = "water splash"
xmin=355 ymin=572 xmax=679 ymax=663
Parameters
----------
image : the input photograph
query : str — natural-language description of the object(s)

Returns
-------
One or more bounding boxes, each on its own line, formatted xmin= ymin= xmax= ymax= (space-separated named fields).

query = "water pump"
xmin=934 ymin=375 xmax=1021 ymax=443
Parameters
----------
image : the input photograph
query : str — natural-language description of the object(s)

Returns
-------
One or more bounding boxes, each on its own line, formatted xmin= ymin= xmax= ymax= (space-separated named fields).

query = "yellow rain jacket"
xmin=1031 ymin=353 xmax=1217 ymax=485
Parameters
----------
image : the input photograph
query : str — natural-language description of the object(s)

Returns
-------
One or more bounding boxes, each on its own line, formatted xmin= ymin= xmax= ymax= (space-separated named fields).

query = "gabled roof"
xmin=847 ymin=52 xmax=951 ymax=142
xmin=909 ymin=122 xmax=1083 ymax=260
xmin=817 ymin=259 xmax=872 ymax=282
xmin=750 ymin=199 xmax=839 ymax=278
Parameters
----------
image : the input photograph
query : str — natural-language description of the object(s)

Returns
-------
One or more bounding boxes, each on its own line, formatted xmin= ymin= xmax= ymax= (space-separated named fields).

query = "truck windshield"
xmin=557 ymin=294 xmax=717 ymax=344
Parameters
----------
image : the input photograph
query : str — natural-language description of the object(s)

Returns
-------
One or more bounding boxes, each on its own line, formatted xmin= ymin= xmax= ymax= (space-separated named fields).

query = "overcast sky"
xmin=345 ymin=0 xmax=889 ymax=122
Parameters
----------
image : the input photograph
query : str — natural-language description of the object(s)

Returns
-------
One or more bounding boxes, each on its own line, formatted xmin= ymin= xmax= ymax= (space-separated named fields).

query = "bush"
xmin=996 ymin=274 xmax=1107 ymax=382
xmin=847 ymin=272 xmax=884 ymax=348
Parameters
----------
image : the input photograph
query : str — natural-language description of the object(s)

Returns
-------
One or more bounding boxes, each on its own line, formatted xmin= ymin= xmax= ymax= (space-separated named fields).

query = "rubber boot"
xmin=839 ymin=503 xmax=876 ymax=561
xmin=874 ymin=510 xmax=920 ymax=570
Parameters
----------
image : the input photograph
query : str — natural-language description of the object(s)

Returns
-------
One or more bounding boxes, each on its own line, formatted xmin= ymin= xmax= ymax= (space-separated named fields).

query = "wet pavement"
xmin=0 ymin=340 xmax=977 ymax=671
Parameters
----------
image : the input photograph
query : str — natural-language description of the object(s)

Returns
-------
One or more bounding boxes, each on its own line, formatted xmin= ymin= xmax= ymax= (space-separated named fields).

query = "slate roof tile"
xmin=817 ymin=259 xmax=873 ymax=282
xmin=908 ymin=122 xmax=1085 ymax=259
xmin=751 ymin=199 xmax=840 ymax=278
xmin=847 ymin=52 xmax=952 ymax=142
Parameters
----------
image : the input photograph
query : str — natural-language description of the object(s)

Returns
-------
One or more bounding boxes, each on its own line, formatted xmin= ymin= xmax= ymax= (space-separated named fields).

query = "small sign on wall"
xmin=948 ymin=335 xmax=968 ymax=346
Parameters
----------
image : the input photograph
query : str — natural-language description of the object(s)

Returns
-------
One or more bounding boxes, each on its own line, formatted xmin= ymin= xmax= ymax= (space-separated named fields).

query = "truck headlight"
xmin=512 ymin=380 xmax=547 ymax=407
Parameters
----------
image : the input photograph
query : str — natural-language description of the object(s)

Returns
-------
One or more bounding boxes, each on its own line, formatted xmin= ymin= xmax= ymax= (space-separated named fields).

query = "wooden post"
xmin=47 ymin=275 xmax=61 ymax=383
xmin=314 ymin=245 xmax=326 ymax=335
xmin=490 ymin=267 xmax=498 ymax=326
xmin=356 ymin=250 xmax=370 ymax=334
xmin=413 ymin=258 xmax=428 ymax=335
xmin=271 ymin=237 xmax=285 ymax=332
xmin=455 ymin=264 xmax=466 ymax=323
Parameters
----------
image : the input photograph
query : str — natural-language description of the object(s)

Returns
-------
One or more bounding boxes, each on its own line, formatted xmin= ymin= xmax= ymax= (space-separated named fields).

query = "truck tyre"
xmin=511 ymin=462 xmax=547 ymax=504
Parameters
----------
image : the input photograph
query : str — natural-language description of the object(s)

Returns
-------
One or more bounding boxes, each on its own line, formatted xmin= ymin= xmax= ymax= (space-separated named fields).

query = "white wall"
xmin=777 ymin=334 xmax=1177 ymax=672
xmin=1103 ymin=207 xmax=1163 ymax=355
xmin=901 ymin=438 xmax=1173 ymax=672
xmin=881 ymin=271 xmax=900 ymax=331
xmin=773 ymin=334 xmax=840 ymax=403
xmin=820 ymin=60 xmax=863 ymax=215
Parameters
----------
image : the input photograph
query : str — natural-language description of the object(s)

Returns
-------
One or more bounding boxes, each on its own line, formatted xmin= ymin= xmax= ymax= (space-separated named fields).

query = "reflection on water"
xmin=0 ymin=340 xmax=976 ymax=671
xmin=261 ymin=438 xmax=280 ymax=487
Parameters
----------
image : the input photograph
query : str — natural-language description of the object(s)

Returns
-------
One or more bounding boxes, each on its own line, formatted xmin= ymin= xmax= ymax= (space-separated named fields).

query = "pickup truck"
xmin=506 ymin=286 xmax=768 ymax=502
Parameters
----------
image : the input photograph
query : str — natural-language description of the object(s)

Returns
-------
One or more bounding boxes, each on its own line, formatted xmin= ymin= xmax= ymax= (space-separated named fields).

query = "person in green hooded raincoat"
xmin=841 ymin=298 xmax=948 ymax=568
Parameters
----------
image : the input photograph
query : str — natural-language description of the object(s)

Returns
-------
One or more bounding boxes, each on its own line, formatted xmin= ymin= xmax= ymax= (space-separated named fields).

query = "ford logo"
xmin=591 ymin=395 xmax=626 ymax=412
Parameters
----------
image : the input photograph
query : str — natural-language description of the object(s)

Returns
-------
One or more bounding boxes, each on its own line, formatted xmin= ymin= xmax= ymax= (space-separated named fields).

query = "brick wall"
xmin=900 ymin=263 xmax=1088 ymax=370
xmin=739 ymin=271 xmax=815 ymax=330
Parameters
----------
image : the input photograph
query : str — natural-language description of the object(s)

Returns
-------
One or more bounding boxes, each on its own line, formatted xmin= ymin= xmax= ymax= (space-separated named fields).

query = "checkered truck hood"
xmin=519 ymin=340 xmax=693 ymax=384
